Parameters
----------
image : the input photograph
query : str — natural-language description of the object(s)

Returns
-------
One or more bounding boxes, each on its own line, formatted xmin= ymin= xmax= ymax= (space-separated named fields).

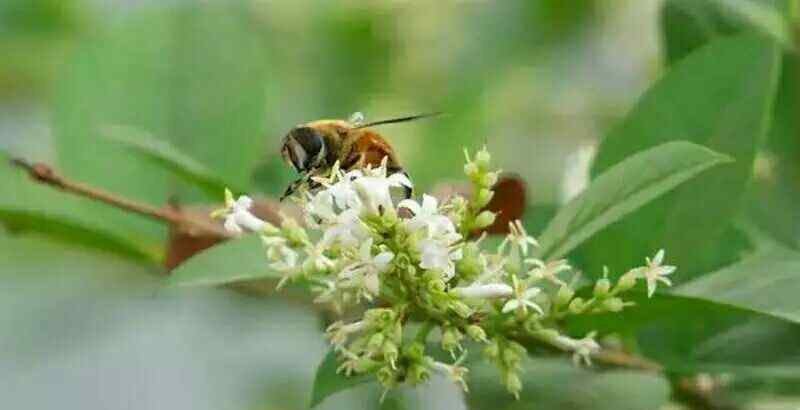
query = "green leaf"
xmin=52 ymin=4 xmax=269 ymax=241
xmin=168 ymin=234 xmax=279 ymax=287
xmin=662 ymin=0 xmax=792 ymax=63
xmin=584 ymin=34 xmax=780 ymax=280
xmin=466 ymin=358 xmax=671 ymax=410
xmin=536 ymin=141 xmax=732 ymax=261
xmin=677 ymin=244 xmax=800 ymax=323
xmin=103 ymin=126 xmax=236 ymax=198
xmin=309 ymin=350 xmax=372 ymax=408
xmin=566 ymin=293 xmax=800 ymax=378
xmin=0 ymin=155 xmax=159 ymax=261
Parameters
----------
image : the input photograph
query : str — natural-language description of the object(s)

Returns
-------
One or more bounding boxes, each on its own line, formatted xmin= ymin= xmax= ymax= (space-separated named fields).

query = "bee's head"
xmin=281 ymin=126 xmax=327 ymax=173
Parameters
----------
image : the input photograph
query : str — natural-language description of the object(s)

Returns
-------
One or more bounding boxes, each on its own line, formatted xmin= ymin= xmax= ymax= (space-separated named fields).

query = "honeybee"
xmin=279 ymin=112 xmax=440 ymax=200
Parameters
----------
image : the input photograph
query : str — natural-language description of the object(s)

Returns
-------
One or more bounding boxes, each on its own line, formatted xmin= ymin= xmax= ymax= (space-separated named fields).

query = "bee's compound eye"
xmin=291 ymin=127 xmax=324 ymax=168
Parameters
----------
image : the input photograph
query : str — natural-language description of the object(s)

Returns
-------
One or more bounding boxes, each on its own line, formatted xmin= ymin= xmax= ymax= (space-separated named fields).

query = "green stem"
xmin=414 ymin=321 xmax=435 ymax=344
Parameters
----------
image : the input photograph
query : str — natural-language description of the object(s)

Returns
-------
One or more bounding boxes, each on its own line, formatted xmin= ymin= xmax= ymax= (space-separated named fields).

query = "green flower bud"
xmin=555 ymin=285 xmax=575 ymax=307
xmin=483 ymin=340 xmax=500 ymax=358
xmin=441 ymin=327 xmax=463 ymax=353
xmin=466 ymin=325 xmax=488 ymax=343
xmin=568 ymin=297 xmax=586 ymax=314
xmin=602 ymin=297 xmax=625 ymax=312
xmin=450 ymin=301 xmax=473 ymax=318
xmin=382 ymin=341 xmax=399 ymax=365
xmin=377 ymin=366 xmax=399 ymax=389
xmin=456 ymin=242 xmax=482 ymax=281
xmin=479 ymin=172 xmax=499 ymax=188
xmin=407 ymin=364 xmax=431 ymax=385
xmin=368 ymin=333 xmax=385 ymax=351
xmin=364 ymin=308 xmax=395 ymax=327
xmin=464 ymin=162 xmax=480 ymax=178
xmin=475 ymin=188 xmax=495 ymax=208
xmin=535 ymin=328 xmax=560 ymax=343
xmin=504 ymin=370 xmax=522 ymax=398
xmin=594 ymin=278 xmax=611 ymax=298
xmin=476 ymin=147 xmax=491 ymax=169
xmin=403 ymin=342 xmax=426 ymax=361
xmin=474 ymin=210 xmax=496 ymax=229
xmin=615 ymin=270 xmax=638 ymax=293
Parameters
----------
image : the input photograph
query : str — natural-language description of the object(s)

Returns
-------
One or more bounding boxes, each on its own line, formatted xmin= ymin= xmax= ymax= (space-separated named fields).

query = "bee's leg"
xmin=280 ymin=176 xmax=306 ymax=201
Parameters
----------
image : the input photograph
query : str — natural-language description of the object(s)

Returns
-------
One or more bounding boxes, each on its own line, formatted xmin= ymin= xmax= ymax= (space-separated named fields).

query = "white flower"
xmin=635 ymin=249 xmax=676 ymax=297
xmin=213 ymin=190 xmax=269 ymax=235
xmin=338 ymin=238 xmax=394 ymax=299
xmin=267 ymin=244 xmax=300 ymax=289
xmin=321 ymin=209 xmax=369 ymax=249
xmin=430 ymin=360 xmax=469 ymax=391
xmin=502 ymin=276 xmax=544 ymax=315
xmin=399 ymin=194 xmax=455 ymax=237
xmin=419 ymin=238 xmax=462 ymax=279
xmin=525 ymin=258 xmax=571 ymax=286
xmin=554 ymin=332 xmax=600 ymax=366
xmin=451 ymin=283 xmax=512 ymax=299
xmin=326 ymin=320 xmax=366 ymax=348
xmin=499 ymin=220 xmax=539 ymax=256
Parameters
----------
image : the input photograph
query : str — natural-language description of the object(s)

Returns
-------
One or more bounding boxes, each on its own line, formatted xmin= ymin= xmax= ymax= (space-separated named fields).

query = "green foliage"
xmin=678 ymin=244 xmax=800 ymax=323
xmin=583 ymin=34 xmax=780 ymax=280
xmin=0 ymin=154 xmax=159 ymax=261
xmin=310 ymin=350 xmax=373 ymax=408
xmin=466 ymin=358 xmax=671 ymax=410
xmin=168 ymin=234 xmax=281 ymax=287
xmin=536 ymin=141 xmax=732 ymax=261
xmin=104 ymin=126 xmax=237 ymax=199
xmin=52 ymin=3 xmax=269 ymax=241
xmin=567 ymin=292 xmax=800 ymax=379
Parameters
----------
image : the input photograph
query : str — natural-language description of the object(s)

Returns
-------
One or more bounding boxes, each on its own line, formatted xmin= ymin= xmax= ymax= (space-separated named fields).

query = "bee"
xmin=279 ymin=112 xmax=440 ymax=200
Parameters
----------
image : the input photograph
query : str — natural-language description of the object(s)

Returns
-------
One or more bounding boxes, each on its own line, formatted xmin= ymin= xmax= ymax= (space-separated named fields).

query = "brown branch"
xmin=9 ymin=158 xmax=231 ymax=239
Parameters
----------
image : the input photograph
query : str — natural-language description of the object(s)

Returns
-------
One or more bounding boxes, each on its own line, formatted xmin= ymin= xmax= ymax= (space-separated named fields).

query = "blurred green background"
xmin=2 ymin=0 xmax=800 ymax=409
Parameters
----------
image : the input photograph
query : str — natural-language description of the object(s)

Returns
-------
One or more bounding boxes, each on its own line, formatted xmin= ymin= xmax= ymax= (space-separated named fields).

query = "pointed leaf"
xmin=309 ymin=350 xmax=372 ymax=408
xmin=537 ymin=141 xmax=732 ymax=261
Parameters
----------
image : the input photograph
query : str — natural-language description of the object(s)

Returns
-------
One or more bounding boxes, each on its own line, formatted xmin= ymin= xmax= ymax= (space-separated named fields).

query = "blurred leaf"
xmin=466 ymin=358 xmax=671 ymax=410
xmin=677 ymin=244 xmax=800 ymax=323
xmin=168 ymin=234 xmax=279 ymax=287
xmin=567 ymin=293 xmax=800 ymax=378
xmin=104 ymin=126 xmax=236 ymax=199
xmin=537 ymin=141 xmax=732 ymax=261
xmin=53 ymin=4 xmax=269 ymax=241
xmin=0 ymin=155 xmax=159 ymax=261
xmin=309 ymin=350 xmax=372 ymax=408
xmin=585 ymin=34 xmax=780 ymax=280
xmin=662 ymin=0 xmax=791 ymax=62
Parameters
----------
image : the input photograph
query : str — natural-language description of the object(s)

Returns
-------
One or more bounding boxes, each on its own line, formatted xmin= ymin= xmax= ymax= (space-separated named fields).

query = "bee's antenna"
xmin=355 ymin=112 xmax=444 ymax=129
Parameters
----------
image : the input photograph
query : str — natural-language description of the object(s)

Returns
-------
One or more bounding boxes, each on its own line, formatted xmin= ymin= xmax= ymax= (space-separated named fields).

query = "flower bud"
xmin=452 ymin=283 xmax=513 ymax=299
xmin=475 ymin=188 xmax=495 ymax=208
xmin=483 ymin=340 xmax=500 ymax=358
xmin=466 ymin=325 xmax=488 ymax=343
xmin=602 ymin=297 xmax=625 ymax=312
xmin=568 ymin=297 xmax=586 ymax=314
xmin=403 ymin=342 xmax=426 ymax=361
xmin=456 ymin=243 xmax=482 ymax=281
xmin=615 ymin=270 xmax=638 ymax=292
xmin=407 ymin=364 xmax=431 ymax=385
xmin=555 ymin=285 xmax=574 ymax=307
xmin=367 ymin=333 xmax=385 ymax=351
xmin=464 ymin=162 xmax=480 ymax=178
xmin=594 ymin=278 xmax=611 ymax=298
xmin=377 ymin=366 xmax=398 ymax=389
xmin=382 ymin=341 xmax=399 ymax=365
xmin=504 ymin=370 xmax=522 ymax=398
xmin=441 ymin=327 xmax=463 ymax=353
xmin=535 ymin=328 xmax=560 ymax=343
xmin=480 ymin=172 xmax=499 ymax=188
xmin=475 ymin=147 xmax=491 ymax=169
xmin=449 ymin=301 xmax=473 ymax=318
xmin=474 ymin=210 xmax=496 ymax=229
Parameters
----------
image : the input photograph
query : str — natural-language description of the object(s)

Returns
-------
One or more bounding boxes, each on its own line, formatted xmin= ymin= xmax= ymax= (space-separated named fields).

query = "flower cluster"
xmin=212 ymin=147 xmax=676 ymax=398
